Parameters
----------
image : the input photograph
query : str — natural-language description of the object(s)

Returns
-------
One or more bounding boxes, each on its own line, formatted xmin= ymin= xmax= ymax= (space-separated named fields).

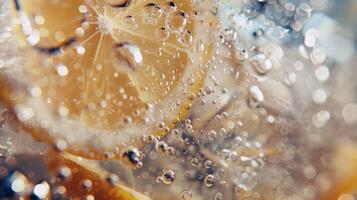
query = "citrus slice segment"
xmin=0 ymin=151 xmax=150 ymax=200
xmin=46 ymin=151 xmax=151 ymax=200
xmin=0 ymin=0 xmax=217 ymax=159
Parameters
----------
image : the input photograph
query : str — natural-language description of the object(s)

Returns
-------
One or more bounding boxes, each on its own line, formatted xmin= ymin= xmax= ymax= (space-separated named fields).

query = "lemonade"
xmin=1 ymin=0 xmax=357 ymax=200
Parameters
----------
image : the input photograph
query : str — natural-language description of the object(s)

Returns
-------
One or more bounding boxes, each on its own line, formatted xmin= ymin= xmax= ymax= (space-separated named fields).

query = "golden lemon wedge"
xmin=0 ymin=0 xmax=217 ymax=159
xmin=45 ymin=150 xmax=151 ymax=200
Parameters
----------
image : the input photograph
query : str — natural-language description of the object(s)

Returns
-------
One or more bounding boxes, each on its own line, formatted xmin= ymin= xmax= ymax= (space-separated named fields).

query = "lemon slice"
xmin=0 ymin=0 xmax=217 ymax=159
xmin=45 ymin=150 xmax=150 ymax=200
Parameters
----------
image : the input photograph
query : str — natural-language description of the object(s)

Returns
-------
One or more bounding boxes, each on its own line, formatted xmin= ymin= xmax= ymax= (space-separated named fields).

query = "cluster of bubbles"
xmin=1 ymin=0 xmax=357 ymax=199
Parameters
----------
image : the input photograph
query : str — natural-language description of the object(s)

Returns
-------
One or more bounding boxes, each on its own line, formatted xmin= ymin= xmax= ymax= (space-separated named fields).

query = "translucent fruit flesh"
xmin=0 ymin=0 xmax=217 ymax=159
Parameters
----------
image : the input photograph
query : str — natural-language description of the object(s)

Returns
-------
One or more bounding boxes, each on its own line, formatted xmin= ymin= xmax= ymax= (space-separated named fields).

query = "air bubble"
xmin=155 ymin=27 xmax=170 ymax=41
xmin=166 ymin=11 xmax=188 ymax=32
xmin=82 ymin=179 xmax=93 ymax=190
xmin=162 ymin=169 xmax=175 ymax=184
xmin=78 ymin=5 xmax=88 ymax=13
xmin=315 ymin=66 xmax=329 ymax=82
xmin=124 ymin=15 xmax=138 ymax=29
xmin=106 ymin=173 xmax=119 ymax=186
xmin=56 ymin=64 xmax=69 ymax=76
xmin=115 ymin=43 xmax=143 ymax=69
xmin=235 ymin=47 xmax=249 ymax=62
xmin=249 ymin=85 xmax=264 ymax=107
xmin=161 ymin=1 xmax=177 ymax=13
xmin=250 ymin=54 xmax=272 ymax=75
xmin=143 ymin=3 xmax=162 ymax=24
xmin=191 ymin=157 xmax=199 ymax=166
xmin=178 ymin=30 xmax=193 ymax=46
xmin=204 ymin=174 xmax=215 ymax=187
xmin=155 ymin=141 xmax=169 ymax=154
xmin=207 ymin=130 xmax=217 ymax=142
xmin=204 ymin=160 xmax=212 ymax=168
xmin=312 ymin=89 xmax=327 ymax=104
xmin=30 ymin=86 xmax=42 ymax=97
xmin=32 ymin=181 xmax=50 ymax=199
xmin=9 ymin=171 xmax=29 ymax=194
xmin=215 ymin=192 xmax=223 ymax=200
xmin=121 ymin=147 xmax=143 ymax=168
xmin=58 ymin=166 xmax=72 ymax=179
xmin=180 ymin=189 xmax=192 ymax=200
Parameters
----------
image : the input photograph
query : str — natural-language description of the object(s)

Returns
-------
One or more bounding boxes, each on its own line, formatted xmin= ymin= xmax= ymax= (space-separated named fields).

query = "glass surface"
xmin=0 ymin=0 xmax=357 ymax=199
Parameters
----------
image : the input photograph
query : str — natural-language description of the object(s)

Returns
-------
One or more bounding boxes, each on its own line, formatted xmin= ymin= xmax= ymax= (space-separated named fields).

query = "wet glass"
xmin=0 ymin=0 xmax=357 ymax=200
